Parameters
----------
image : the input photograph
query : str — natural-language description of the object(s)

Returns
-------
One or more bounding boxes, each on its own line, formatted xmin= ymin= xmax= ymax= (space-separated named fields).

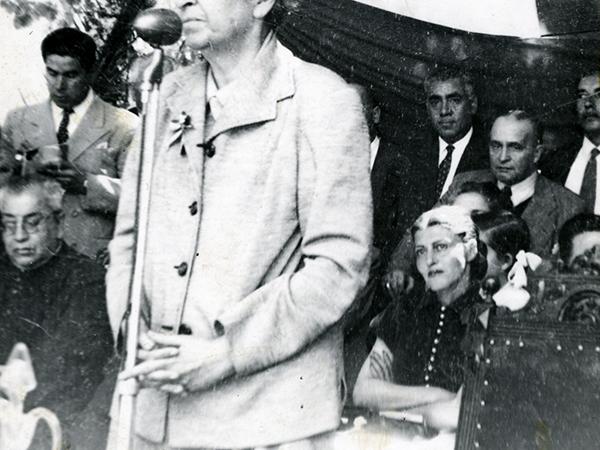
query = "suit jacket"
xmin=450 ymin=170 xmax=585 ymax=257
xmin=539 ymin=138 xmax=582 ymax=185
xmin=372 ymin=123 xmax=489 ymax=259
xmin=3 ymin=96 xmax=138 ymax=258
xmin=107 ymin=33 xmax=372 ymax=448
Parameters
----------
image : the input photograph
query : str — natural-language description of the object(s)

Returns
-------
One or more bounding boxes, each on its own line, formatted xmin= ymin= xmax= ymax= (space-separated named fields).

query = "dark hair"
xmin=265 ymin=0 xmax=300 ymax=29
xmin=474 ymin=210 xmax=530 ymax=271
xmin=423 ymin=67 xmax=476 ymax=99
xmin=559 ymin=213 xmax=600 ymax=262
xmin=41 ymin=28 xmax=97 ymax=72
xmin=445 ymin=181 xmax=512 ymax=211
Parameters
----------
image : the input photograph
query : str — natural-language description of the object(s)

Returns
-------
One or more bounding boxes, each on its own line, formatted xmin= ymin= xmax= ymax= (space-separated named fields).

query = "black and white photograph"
xmin=0 ymin=1 xmax=599 ymax=449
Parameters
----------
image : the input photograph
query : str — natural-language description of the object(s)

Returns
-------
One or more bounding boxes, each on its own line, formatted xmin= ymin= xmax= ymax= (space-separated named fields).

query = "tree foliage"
xmin=1 ymin=0 xmax=153 ymax=105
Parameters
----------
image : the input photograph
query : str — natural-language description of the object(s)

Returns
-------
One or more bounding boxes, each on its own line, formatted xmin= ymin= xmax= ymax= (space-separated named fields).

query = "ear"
xmin=469 ymin=95 xmax=478 ymax=115
xmin=253 ymin=0 xmax=277 ymax=20
xmin=465 ymin=238 xmax=478 ymax=263
xmin=501 ymin=253 xmax=514 ymax=272
xmin=372 ymin=105 xmax=382 ymax=125
xmin=533 ymin=143 xmax=543 ymax=164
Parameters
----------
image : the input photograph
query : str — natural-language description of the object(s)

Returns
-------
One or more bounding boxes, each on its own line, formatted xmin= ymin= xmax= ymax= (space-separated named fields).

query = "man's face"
xmin=1 ymin=189 xmax=63 ymax=270
xmin=414 ymin=225 xmax=473 ymax=296
xmin=569 ymin=231 xmax=600 ymax=265
xmin=44 ymin=54 xmax=90 ymax=109
xmin=426 ymin=78 xmax=476 ymax=143
xmin=577 ymin=74 xmax=600 ymax=139
xmin=489 ymin=116 xmax=542 ymax=186
xmin=176 ymin=0 xmax=260 ymax=51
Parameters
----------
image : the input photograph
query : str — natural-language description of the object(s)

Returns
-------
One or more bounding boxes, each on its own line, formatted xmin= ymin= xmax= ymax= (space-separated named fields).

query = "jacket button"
xmin=197 ymin=142 xmax=215 ymax=158
xmin=178 ymin=324 xmax=192 ymax=335
xmin=174 ymin=262 xmax=188 ymax=276
xmin=189 ymin=201 xmax=198 ymax=216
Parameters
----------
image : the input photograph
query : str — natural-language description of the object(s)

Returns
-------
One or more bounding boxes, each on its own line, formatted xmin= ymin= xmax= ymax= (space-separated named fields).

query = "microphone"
xmin=133 ymin=8 xmax=182 ymax=46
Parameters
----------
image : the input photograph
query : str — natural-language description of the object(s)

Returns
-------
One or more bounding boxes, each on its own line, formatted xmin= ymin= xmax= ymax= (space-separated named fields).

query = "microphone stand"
xmin=115 ymin=47 xmax=165 ymax=450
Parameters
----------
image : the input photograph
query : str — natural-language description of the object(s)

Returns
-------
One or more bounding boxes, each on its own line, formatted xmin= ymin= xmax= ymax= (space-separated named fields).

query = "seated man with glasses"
xmin=0 ymin=174 xmax=113 ymax=446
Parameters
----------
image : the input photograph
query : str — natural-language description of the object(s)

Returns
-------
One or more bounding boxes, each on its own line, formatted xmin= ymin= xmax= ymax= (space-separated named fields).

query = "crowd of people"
xmin=1 ymin=0 xmax=600 ymax=449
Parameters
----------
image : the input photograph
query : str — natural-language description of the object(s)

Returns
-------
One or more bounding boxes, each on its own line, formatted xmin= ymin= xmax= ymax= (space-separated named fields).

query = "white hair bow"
xmin=492 ymin=250 xmax=542 ymax=312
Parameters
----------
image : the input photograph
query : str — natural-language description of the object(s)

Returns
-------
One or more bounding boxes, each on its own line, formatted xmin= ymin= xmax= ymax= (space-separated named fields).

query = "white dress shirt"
xmin=498 ymin=170 xmax=537 ymax=206
xmin=369 ymin=136 xmax=380 ymax=171
xmin=565 ymin=136 xmax=600 ymax=214
xmin=51 ymin=89 xmax=94 ymax=137
xmin=438 ymin=127 xmax=473 ymax=196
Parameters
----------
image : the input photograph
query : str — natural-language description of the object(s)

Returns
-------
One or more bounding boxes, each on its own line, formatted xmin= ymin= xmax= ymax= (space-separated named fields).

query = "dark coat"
xmin=0 ymin=243 xmax=113 ymax=445
xmin=539 ymin=138 xmax=582 ymax=184
xmin=372 ymin=123 xmax=489 ymax=259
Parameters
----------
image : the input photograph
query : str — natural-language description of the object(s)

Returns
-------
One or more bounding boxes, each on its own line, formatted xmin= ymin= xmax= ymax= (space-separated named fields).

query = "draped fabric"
xmin=278 ymin=0 xmax=600 ymax=145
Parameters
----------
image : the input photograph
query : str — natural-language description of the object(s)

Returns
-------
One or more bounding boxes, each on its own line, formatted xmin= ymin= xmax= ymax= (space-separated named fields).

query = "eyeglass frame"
xmin=0 ymin=211 xmax=62 ymax=236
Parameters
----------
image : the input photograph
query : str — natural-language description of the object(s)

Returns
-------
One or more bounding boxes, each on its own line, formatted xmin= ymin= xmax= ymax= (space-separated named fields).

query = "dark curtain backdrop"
xmin=278 ymin=0 xmax=600 ymax=145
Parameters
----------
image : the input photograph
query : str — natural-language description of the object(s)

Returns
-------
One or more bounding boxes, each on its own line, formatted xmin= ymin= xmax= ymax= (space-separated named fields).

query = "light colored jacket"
xmin=106 ymin=34 xmax=372 ymax=448
xmin=3 ymin=97 xmax=138 ymax=258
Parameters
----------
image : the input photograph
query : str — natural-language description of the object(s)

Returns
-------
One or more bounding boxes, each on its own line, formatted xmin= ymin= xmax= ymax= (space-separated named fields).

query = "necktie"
xmin=499 ymin=185 xmax=513 ymax=210
xmin=580 ymin=147 xmax=599 ymax=213
xmin=435 ymin=144 xmax=454 ymax=198
xmin=56 ymin=107 xmax=73 ymax=144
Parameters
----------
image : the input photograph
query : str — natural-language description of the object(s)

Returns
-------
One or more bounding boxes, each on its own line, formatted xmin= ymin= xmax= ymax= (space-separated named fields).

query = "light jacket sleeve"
xmin=81 ymin=112 xmax=138 ymax=214
xmin=215 ymin=84 xmax=373 ymax=376
xmin=105 ymin=127 xmax=142 ymax=340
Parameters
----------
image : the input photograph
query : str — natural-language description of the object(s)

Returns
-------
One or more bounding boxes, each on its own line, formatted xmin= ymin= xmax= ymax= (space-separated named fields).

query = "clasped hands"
xmin=37 ymin=160 xmax=87 ymax=195
xmin=119 ymin=331 xmax=235 ymax=396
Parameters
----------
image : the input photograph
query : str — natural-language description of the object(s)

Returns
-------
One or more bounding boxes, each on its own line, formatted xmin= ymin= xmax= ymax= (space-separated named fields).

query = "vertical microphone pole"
xmin=115 ymin=8 xmax=182 ymax=449
xmin=115 ymin=48 xmax=164 ymax=450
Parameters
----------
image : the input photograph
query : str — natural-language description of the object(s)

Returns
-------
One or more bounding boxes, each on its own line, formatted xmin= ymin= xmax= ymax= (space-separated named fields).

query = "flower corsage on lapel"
xmin=168 ymin=111 xmax=193 ymax=155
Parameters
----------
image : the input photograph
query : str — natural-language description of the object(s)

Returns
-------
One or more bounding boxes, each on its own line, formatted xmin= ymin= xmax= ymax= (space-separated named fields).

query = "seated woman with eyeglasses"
xmin=353 ymin=205 xmax=487 ymax=430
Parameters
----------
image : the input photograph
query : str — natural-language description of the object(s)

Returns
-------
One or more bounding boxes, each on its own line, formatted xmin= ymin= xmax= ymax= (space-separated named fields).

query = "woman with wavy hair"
xmin=353 ymin=205 xmax=487 ymax=430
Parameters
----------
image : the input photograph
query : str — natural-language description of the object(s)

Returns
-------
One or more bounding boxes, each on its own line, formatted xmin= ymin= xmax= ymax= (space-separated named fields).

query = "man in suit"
xmin=372 ymin=68 xmax=488 ymax=260
xmin=450 ymin=110 xmax=584 ymax=257
xmin=3 ymin=27 xmax=138 ymax=259
xmin=107 ymin=0 xmax=372 ymax=448
xmin=0 ymin=174 xmax=113 ymax=447
xmin=384 ymin=110 xmax=585 ymax=296
xmin=541 ymin=71 xmax=600 ymax=215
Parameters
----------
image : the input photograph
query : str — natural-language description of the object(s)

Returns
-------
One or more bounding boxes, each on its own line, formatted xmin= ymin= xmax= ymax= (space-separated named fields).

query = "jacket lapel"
xmin=456 ymin=124 xmax=489 ymax=174
xmin=68 ymin=97 xmax=110 ymax=162
xmin=206 ymin=35 xmax=295 ymax=142
xmin=20 ymin=102 xmax=57 ymax=150
xmin=165 ymin=62 xmax=209 ymax=185
xmin=522 ymin=175 xmax=556 ymax=250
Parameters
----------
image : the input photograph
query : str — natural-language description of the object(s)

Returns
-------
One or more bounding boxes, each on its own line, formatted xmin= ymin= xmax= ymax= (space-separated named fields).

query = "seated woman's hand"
xmin=420 ymin=386 xmax=463 ymax=432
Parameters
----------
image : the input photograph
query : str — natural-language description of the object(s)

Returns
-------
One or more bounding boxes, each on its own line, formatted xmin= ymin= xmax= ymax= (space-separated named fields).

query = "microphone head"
xmin=134 ymin=8 xmax=182 ymax=46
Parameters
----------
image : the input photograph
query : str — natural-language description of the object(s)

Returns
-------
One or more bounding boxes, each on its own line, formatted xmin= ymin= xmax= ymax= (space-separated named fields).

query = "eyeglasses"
xmin=0 ymin=213 xmax=57 ymax=235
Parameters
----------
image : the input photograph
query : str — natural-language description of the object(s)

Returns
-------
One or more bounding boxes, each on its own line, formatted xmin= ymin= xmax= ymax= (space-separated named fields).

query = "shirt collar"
xmin=205 ymin=30 xmax=276 ymax=121
xmin=51 ymin=88 xmax=94 ymax=116
xmin=205 ymin=67 xmax=221 ymax=119
xmin=581 ymin=135 xmax=599 ymax=155
xmin=497 ymin=170 xmax=538 ymax=206
xmin=420 ymin=283 xmax=479 ymax=316
xmin=438 ymin=127 xmax=473 ymax=158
